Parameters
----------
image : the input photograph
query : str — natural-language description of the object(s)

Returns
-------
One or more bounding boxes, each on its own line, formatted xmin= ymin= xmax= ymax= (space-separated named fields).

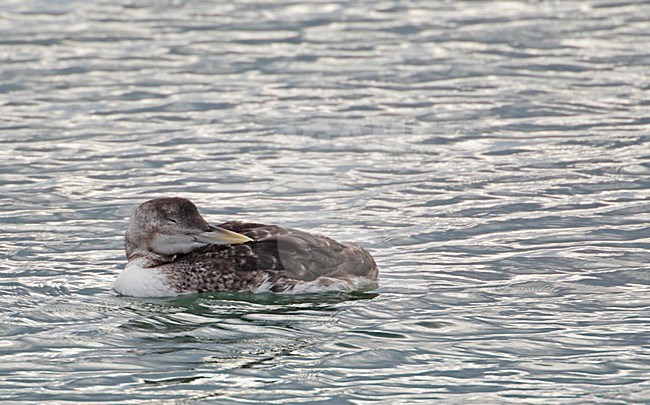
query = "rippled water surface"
xmin=2 ymin=0 xmax=650 ymax=402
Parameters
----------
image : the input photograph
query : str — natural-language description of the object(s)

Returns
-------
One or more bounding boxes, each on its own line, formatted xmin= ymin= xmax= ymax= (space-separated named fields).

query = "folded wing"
xmin=194 ymin=221 xmax=378 ymax=282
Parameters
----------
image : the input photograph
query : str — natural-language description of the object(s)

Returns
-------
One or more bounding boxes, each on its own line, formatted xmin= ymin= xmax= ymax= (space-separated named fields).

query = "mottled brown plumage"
xmin=114 ymin=197 xmax=379 ymax=296
xmin=167 ymin=221 xmax=379 ymax=293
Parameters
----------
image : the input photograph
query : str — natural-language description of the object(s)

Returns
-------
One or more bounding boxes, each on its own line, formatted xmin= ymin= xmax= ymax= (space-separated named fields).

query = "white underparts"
xmin=113 ymin=259 xmax=177 ymax=297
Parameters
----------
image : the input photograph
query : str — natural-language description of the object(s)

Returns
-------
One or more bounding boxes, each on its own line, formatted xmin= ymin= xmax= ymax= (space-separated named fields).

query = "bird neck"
xmin=127 ymin=250 xmax=177 ymax=268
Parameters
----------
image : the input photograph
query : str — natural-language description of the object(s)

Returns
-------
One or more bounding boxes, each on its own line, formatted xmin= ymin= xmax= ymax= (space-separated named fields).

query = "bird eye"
xmin=166 ymin=218 xmax=177 ymax=224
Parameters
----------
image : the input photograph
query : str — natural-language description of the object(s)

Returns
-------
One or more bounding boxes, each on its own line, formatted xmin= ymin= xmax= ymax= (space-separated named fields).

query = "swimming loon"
xmin=113 ymin=197 xmax=379 ymax=297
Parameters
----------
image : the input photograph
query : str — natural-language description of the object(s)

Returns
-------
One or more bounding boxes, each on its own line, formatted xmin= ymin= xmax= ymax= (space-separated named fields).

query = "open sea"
xmin=1 ymin=0 xmax=649 ymax=403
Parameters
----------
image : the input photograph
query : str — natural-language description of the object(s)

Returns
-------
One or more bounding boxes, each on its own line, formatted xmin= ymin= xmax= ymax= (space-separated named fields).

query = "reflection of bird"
xmin=114 ymin=197 xmax=379 ymax=297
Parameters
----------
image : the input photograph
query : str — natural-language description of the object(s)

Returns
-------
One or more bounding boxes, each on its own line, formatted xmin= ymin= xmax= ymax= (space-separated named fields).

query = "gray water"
xmin=1 ymin=0 xmax=650 ymax=403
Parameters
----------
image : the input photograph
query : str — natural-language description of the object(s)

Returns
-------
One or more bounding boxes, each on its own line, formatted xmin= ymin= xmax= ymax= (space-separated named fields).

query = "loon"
xmin=113 ymin=197 xmax=379 ymax=297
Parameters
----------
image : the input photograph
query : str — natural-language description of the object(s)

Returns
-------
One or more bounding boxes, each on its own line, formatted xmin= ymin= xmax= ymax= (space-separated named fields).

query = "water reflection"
xmin=1 ymin=0 xmax=650 ymax=402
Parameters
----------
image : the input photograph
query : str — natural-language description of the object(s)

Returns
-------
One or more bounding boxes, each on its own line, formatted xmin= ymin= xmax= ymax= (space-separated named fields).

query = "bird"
xmin=113 ymin=197 xmax=379 ymax=297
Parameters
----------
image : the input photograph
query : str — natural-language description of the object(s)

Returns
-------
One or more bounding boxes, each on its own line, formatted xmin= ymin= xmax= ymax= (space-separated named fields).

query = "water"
xmin=1 ymin=0 xmax=650 ymax=402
